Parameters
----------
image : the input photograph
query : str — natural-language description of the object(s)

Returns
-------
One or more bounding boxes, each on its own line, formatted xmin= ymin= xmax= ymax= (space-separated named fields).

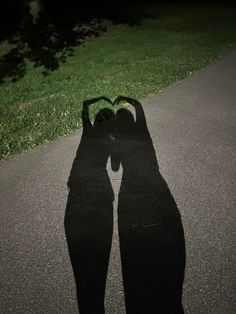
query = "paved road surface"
xmin=1 ymin=51 xmax=236 ymax=313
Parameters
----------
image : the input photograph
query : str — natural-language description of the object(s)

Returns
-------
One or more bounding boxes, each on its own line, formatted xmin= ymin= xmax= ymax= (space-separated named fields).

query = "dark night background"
xmin=0 ymin=1 xmax=235 ymax=25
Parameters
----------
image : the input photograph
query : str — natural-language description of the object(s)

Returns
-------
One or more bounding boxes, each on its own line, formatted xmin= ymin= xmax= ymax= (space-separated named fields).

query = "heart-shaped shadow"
xmin=83 ymin=95 xmax=139 ymax=108
xmin=65 ymin=96 xmax=186 ymax=314
xmin=82 ymin=95 xmax=141 ymax=126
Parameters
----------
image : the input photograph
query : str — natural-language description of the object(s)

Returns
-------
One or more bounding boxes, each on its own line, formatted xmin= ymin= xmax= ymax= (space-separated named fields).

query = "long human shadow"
xmin=64 ymin=96 xmax=186 ymax=314
xmin=64 ymin=97 xmax=115 ymax=314
xmin=114 ymin=96 xmax=186 ymax=313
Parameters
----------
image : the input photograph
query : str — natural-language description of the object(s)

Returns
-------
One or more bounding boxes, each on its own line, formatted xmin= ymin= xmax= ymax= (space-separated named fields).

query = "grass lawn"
xmin=0 ymin=4 xmax=236 ymax=159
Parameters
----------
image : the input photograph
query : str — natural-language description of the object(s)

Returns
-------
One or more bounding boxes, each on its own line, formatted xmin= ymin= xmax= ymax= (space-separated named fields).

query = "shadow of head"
xmin=116 ymin=107 xmax=135 ymax=124
xmin=94 ymin=108 xmax=115 ymax=124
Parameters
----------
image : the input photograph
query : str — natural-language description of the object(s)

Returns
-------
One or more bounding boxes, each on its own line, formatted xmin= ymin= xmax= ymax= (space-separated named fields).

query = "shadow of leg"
xmin=65 ymin=197 xmax=113 ymax=314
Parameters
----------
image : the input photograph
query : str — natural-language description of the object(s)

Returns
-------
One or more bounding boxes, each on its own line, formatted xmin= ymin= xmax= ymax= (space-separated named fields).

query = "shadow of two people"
xmin=64 ymin=96 xmax=186 ymax=314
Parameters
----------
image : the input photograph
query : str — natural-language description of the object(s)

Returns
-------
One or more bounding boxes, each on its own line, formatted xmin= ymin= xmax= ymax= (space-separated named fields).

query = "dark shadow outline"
xmin=64 ymin=96 xmax=186 ymax=313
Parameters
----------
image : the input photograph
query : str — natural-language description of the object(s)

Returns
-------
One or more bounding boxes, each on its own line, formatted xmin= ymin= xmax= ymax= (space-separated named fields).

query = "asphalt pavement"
xmin=1 ymin=51 xmax=236 ymax=314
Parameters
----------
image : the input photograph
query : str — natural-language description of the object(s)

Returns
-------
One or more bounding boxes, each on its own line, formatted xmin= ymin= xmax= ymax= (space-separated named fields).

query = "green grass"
xmin=1 ymin=5 xmax=236 ymax=159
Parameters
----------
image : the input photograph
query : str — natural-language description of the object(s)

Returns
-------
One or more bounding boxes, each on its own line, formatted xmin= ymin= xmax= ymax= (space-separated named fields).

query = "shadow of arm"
xmin=82 ymin=97 xmax=113 ymax=127
xmin=115 ymin=96 xmax=147 ymax=127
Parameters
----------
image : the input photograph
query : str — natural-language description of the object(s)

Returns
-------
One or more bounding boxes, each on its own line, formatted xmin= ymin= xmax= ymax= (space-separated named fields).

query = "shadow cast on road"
xmin=64 ymin=96 xmax=186 ymax=314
